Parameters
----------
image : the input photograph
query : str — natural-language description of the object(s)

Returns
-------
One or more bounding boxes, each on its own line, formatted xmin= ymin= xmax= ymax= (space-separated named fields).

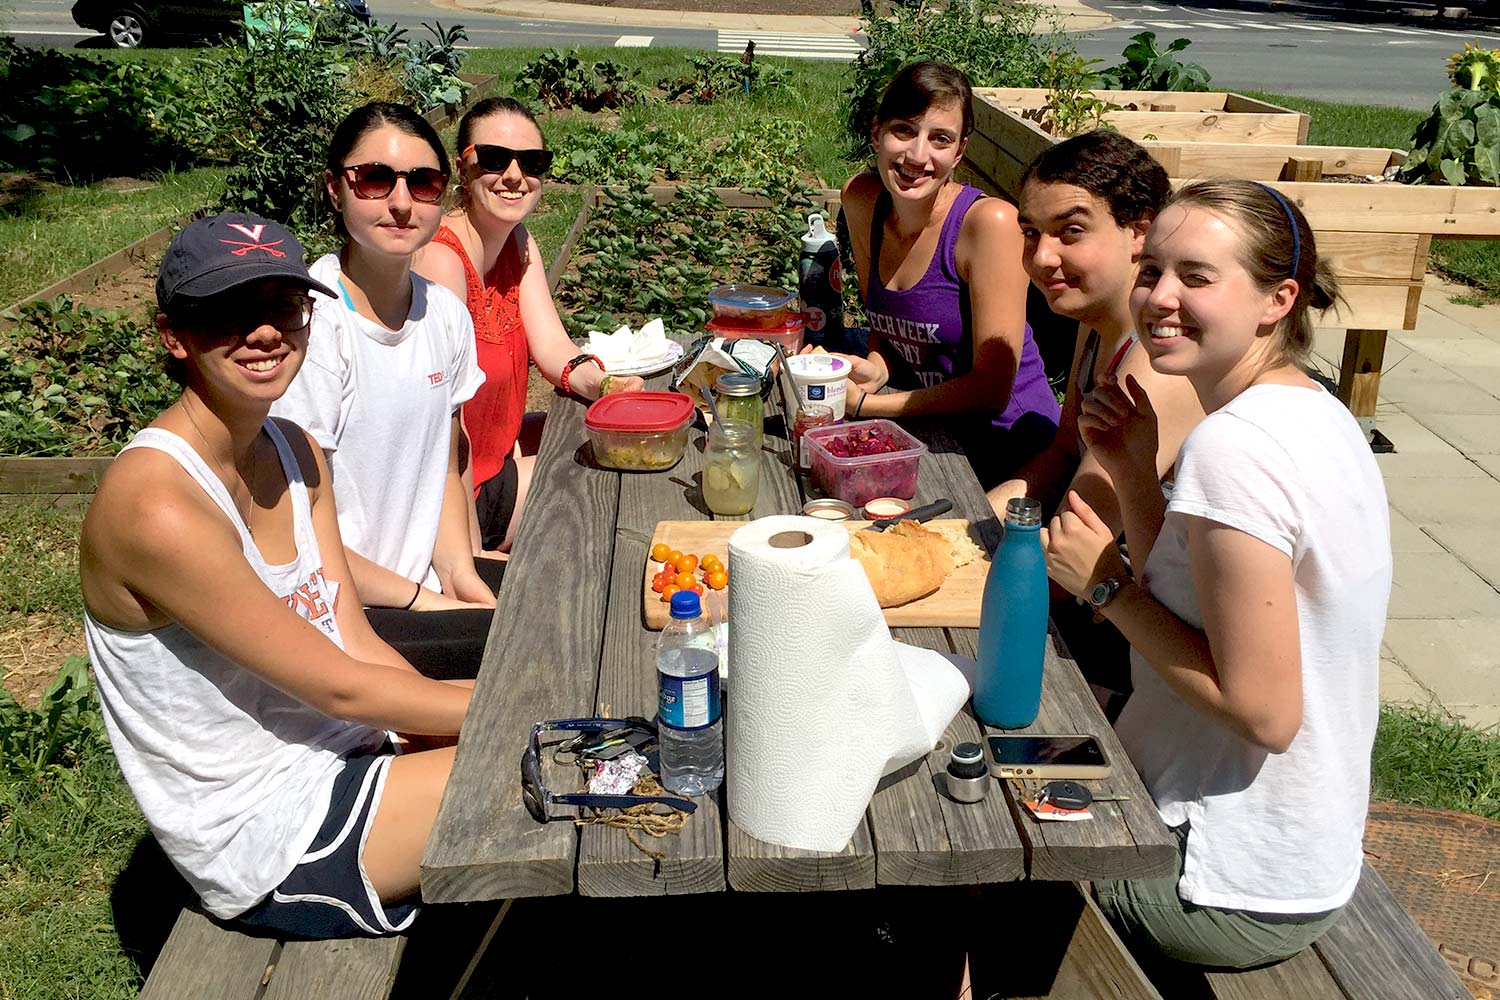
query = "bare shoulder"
xmin=960 ymin=194 xmax=1021 ymax=241
xmin=83 ymin=448 xmax=237 ymax=569
xmin=841 ymin=171 xmax=882 ymax=221
xmin=414 ymin=238 xmax=468 ymax=299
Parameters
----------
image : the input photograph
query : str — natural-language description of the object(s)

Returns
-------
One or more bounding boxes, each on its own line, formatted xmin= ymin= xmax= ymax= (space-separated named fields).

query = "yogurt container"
xmin=784 ymin=353 xmax=850 ymax=420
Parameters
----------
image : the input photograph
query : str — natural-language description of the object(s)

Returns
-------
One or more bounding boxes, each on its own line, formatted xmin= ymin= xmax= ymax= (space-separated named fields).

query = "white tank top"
xmin=83 ymin=421 xmax=387 ymax=919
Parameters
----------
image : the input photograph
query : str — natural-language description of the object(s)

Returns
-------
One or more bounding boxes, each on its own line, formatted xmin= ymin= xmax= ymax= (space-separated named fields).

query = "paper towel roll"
xmin=725 ymin=515 xmax=971 ymax=852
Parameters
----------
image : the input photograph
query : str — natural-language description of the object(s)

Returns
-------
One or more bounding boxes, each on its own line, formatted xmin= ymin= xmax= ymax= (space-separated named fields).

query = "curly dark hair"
xmin=1019 ymin=130 xmax=1170 ymax=227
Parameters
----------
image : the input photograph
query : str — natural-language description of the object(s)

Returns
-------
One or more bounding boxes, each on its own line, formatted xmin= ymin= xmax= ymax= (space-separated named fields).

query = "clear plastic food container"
xmin=707 ymin=285 xmax=796 ymax=330
xmin=803 ymin=419 xmax=927 ymax=505
xmin=706 ymin=315 xmax=805 ymax=355
xmin=584 ymin=391 xmax=695 ymax=472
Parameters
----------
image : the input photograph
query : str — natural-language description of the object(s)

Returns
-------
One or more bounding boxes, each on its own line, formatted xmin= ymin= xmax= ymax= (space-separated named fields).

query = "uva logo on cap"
xmin=219 ymin=221 xmax=286 ymax=258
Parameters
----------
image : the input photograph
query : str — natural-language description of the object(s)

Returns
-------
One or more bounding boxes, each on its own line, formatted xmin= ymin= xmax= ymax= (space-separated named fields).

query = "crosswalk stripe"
xmin=1363 ymin=24 xmax=1433 ymax=35
xmin=1141 ymin=20 xmax=1193 ymax=28
xmin=1224 ymin=21 xmax=1287 ymax=28
xmin=1326 ymin=23 xmax=1381 ymax=32
xmin=1284 ymin=23 xmax=1335 ymax=31
xmin=717 ymin=31 xmax=865 ymax=60
xmin=614 ymin=35 xmax=652 ymax=47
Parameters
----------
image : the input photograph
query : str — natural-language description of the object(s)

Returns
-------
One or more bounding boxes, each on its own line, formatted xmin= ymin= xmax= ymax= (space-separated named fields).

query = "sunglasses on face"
xmin=462 ymin=143 xmax=554 ymax=178
xmin=179 ymin=293 xmax=313 ymax=337
xmin=519 ymin=717 xmax=697 ymax=824
xmin=340 ymin=162 xmax=448 ymax=204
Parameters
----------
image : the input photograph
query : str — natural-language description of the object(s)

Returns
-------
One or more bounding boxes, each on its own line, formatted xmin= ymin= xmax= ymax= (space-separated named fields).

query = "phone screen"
xmin=988 ymin=736 xmax=1106 ymax=767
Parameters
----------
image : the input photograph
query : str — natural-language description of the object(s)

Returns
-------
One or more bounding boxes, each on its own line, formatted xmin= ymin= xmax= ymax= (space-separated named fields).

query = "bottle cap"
xmin=801 ymin=212 xmax=833 ymax=250
xmin=947 ymin=742 xmax=988 ymax=780
xmin=669 ymin=590 xmax=702 ymax=619
xmin=1005 ymin=497 xmax=1043 ymax=527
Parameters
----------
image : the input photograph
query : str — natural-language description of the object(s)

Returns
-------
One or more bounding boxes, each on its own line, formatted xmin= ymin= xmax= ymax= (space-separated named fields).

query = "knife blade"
xmin=868 ymin=498 xmax=953 ymax=532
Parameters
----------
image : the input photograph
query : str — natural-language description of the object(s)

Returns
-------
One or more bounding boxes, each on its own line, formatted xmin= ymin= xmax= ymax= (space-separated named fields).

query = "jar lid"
xmin=951 ymin=742 xmax=984 ymax=766
xmin=584 ymin=391 xmax=694 ymax=433
xmin=802 ymin=498 xmax=855 ymax=521
xmin=707 ymin=284 xmax=795 ymax=313
xmin=714 ymin=373 xmax=762 ymax=397
xmin=862 ymin=496 xmax=911 ymax=520
xmin=705 ymin=315 xmax=805 ymax=334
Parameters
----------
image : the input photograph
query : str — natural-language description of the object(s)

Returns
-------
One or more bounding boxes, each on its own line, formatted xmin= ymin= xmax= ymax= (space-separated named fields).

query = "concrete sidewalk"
xmin=1310 ymin=278 xmax=1500 ymax=730
xmin=432 ymin=0 xmax=1113 ymax=34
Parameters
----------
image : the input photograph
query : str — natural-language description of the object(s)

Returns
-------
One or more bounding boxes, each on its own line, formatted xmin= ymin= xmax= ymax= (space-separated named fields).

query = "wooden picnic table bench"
xmin=419 ymin=365 xmax=1180 ymax=906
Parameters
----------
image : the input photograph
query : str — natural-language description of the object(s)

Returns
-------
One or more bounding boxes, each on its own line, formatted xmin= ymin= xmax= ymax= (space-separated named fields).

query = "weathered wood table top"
xmin=420 ymin=367 xmax=1177 ymax=904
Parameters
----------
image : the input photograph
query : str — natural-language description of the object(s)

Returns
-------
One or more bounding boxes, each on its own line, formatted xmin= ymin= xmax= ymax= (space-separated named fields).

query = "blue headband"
xmin=1258 ymin=183 xmax=1301 ymax=279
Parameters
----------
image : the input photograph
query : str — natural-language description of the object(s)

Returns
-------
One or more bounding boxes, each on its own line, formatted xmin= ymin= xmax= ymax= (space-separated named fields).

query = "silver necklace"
xmin=182 ymin=397 xmax=258 ymax=534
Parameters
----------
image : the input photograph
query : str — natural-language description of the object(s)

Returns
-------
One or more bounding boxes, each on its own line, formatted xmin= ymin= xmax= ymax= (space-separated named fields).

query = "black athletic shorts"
xmin=475 ymin=454 xmax=520 ymax=551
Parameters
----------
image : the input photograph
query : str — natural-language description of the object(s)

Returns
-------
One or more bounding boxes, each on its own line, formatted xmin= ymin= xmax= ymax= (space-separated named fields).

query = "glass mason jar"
xmin=713 ymin=372 xmax=764 ymax=450
xmin=702 ymin=420 xmax=761 ymax=516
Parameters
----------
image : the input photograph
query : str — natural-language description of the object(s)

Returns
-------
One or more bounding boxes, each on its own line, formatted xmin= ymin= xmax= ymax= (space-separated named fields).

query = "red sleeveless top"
xmin=431 ymin=224 xmax=530 ymax=492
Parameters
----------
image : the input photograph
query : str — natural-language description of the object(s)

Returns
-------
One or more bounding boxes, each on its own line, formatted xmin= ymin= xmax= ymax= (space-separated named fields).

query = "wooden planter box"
xmin=964 ymin=88 xmax=1500 ymax=430
xmin=0 ymin=456 xmax=112 ymax=508
xmin=423 ymin=73 xmax=499 ymax=128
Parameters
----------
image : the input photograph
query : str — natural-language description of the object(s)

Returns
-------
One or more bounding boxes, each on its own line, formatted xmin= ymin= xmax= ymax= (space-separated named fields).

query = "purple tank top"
xmin=865 ymin=183 xmax=1060 ymax=433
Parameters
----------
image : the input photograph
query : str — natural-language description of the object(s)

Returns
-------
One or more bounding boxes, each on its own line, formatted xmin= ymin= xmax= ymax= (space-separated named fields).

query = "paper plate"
xmin=583 ymin=339 xmax=685 ymax=378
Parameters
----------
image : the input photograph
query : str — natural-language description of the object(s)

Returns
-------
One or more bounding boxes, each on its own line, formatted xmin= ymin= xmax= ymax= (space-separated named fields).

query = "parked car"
xmin=70 ymin=0 xmax=371 ymax=48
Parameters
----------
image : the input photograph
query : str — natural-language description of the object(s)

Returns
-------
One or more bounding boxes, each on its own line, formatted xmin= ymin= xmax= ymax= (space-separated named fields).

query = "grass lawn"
xmin=0 ymin=167 xmax=226 ymax=309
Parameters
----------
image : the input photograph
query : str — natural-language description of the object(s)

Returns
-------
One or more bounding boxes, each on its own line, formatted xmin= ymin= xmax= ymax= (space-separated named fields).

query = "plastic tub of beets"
xmin=802 ymin=419 xmax=926 ymax=506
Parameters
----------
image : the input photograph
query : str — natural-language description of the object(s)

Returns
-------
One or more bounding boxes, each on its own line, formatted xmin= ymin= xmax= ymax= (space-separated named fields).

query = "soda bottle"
xmin=973 ymin=498 xmax=1049 ymax=728
xmin=798 ymin=213 xmax=844 ymax=350
xmin=656 ymin=591 xmax=724 ymax=794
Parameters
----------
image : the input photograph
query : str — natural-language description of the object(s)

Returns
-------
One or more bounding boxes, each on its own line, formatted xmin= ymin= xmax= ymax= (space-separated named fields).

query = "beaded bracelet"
xmin=562 ymin=353 xmax=604 ymax=397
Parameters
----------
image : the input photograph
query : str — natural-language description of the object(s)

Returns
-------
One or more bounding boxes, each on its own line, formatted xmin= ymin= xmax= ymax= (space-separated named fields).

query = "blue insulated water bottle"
xmin=973 ymin=498 xmax=1049 ymax=729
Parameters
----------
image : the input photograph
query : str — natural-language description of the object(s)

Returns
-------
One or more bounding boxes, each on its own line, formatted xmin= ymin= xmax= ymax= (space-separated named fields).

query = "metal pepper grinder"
xmin=944 ymin=742 xmax=990 ymax=804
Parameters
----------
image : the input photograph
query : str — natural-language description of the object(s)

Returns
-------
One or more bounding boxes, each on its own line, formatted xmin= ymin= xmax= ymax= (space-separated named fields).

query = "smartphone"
xmin=987 ymin=734 xmax=1111 ymax=779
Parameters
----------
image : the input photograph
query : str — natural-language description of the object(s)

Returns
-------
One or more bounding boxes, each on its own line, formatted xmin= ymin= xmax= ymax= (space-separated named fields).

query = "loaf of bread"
xmin=848 ymin=520 xmax=954 ymax=608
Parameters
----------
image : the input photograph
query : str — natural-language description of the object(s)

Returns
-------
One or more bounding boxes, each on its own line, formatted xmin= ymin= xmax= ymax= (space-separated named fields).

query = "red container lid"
xmin=584 ymin=391 xmax=694 ymax=433
xmin=706 ymin=315 xmax=806 ymax=335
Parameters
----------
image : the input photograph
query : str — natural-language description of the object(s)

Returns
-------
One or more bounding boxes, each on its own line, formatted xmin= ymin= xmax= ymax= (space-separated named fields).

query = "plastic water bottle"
xmin=974 ymin=498 xmax=1049 ymax=729
xmin=656 ymin=591 xmax=724 ymax=795
xmin=798 ymin=213 xmax=844 ymax=351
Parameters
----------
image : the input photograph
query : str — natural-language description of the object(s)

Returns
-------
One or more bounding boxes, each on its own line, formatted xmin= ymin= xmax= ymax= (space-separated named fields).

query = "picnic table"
xmin=420 ymin=363 xmax=1178 ymax=907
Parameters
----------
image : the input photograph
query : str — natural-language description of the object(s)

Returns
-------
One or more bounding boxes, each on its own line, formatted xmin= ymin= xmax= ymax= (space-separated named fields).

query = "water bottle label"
xmin=659 ymin=670 xmax=721 ymax=730
xmin=806 ymin=305 xmax=826 ymax=333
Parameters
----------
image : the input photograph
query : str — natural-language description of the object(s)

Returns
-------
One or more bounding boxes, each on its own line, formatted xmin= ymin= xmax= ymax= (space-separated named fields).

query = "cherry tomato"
xmin=651 ymin=572 xmax=667 ymax=594
xmin=706 ymin=570 xmax=728 ymax=591
xmin=701 ymin=554 xmax=722 ymax=574
xmin=674 ymin=553 xmax=699 ymax=575
xmin=673 ymin=571 xmax=695 ymax=590
xmin=689 ymin=582 xmax=705 ymax=596
xmin=662 ymin=585 xmax=681 ymax=603
xmin=651 ymin=542 xmax=671 ymax=563
xmin=667 ymin=550 xmax=683 ymax=567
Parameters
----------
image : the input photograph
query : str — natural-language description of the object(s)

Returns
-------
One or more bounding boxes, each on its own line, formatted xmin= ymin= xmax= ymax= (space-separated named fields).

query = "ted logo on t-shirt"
xmin=426 ymin=371 xmax=447 ymax=387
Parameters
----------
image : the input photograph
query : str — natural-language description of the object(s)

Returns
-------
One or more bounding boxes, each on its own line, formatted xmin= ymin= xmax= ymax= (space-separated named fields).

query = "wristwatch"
xmin=561 ymin=353 xmax=603 ymax=397
xmin=1088 ymin=576 xmax=1130 ymax=613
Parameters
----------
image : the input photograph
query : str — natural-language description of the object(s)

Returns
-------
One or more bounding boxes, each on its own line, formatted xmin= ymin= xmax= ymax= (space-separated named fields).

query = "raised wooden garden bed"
xmin=963 ymin=87 xmax=1500 ymax=434
xmin=423 ymin=73 xmax=498 ymax=129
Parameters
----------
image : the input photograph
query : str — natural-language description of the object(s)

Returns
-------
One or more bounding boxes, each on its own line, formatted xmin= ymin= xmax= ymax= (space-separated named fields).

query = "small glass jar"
xmin=713 ymin=373 xmax=764 ymax=450
xmin=792 ymin=403 xmax=836 ymax=471
xmin=702 ymin=420 xmax=761 ymax=516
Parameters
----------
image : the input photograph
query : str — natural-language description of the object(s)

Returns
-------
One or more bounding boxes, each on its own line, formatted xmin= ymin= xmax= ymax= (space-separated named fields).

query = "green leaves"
xmin=0 ymin=296 xmax=175 ymax=457
xmin=1402 ymin=81 xmax=1500 ymax=186
xmin=549 ymin=120 xmax=808 ymax=189
xmin=1094 ymin=31 xmax=1212 ymax=92
xmin=515 ymin=49 xmax=642 ymax=112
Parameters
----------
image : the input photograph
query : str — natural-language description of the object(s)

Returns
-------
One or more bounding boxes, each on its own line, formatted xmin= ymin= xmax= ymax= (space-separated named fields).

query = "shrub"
xmin=1094 ymin=31 xmax=1211 ymax=92
xmin=845 ymin=0 xmax=1061 ymax=154
xmin=1400 ymin=46 xmax=1500 ymax=187
xmin=659 ymin=52 xmax=792 ymax=104
xmin=515 ymin=49 xmax=641 ymax=112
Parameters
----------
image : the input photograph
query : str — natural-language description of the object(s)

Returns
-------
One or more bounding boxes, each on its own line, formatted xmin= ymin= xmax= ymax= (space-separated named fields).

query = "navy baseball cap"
xmin=156 ymin=213 xmax=336 ymax=312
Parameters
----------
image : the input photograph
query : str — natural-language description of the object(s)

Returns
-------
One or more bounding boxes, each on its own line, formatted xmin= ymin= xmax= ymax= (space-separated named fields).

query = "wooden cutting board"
xmin=642 ymin=519 xmax=990 ymax=630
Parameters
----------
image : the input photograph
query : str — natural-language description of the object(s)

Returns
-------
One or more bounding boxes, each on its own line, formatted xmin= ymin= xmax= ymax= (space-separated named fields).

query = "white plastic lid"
xmin=802 ymin=213 xmax=833 ymax=251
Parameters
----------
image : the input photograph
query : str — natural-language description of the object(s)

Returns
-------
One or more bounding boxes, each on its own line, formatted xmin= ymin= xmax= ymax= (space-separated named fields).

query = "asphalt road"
xmin=12 ymin=0 xmax=1500 ymax=109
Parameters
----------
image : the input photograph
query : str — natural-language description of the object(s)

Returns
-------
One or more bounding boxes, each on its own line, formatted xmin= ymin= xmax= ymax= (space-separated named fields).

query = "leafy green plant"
xmin=556 ymin=176 xmax=819 ymax=339
xmin=659 ymin=52 xmax=791 ymax=104
xmin=0 ymin=657 xmax=111 ymax=857
xmin=403 ymin=21 xmax=470 ymax=107
xmin=0 ymin=39 xmax=198 ymax=179
xmin=845 ymin=0 xmax=1062 ymax=154
xmin=1094 ymin=31 xmax=1211 ymax=92
xmin=550 ymin=120 xmax=808 ymax=188
xmin=0 ymin=296 xmax=176 ymax=457
xmin=1400 ymin=86 xmax=1500 ymax=187
xmin=1025 ymin=49 xmax=1116 ymax=137
xmin=515 ymin=49 xmax=641 ymax=112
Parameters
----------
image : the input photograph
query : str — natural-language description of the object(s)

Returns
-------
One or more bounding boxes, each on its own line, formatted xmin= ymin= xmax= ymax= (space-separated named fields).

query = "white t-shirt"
xmin=273 ymin=254 xmax=484 ymax=589
xmin=1114 ymin=384 xmax=1391 ymax=915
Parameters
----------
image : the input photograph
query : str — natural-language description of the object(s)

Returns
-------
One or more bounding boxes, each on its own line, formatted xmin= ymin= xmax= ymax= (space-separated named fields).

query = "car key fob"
xmin=1039 ymin=780 xmax=1093 ymax=810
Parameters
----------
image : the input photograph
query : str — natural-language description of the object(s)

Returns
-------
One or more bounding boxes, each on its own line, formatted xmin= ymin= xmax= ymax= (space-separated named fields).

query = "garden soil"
xmin=1 ymin=615 xmax=85 ymax=710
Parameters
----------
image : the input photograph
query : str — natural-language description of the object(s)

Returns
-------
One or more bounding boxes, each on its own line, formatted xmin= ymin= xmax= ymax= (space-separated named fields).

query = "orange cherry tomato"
xmin=651 ymin=542 xmax=671 ymax=563
xmin=706 ymin=570 xmax=728 ymax=591
xmin=662 ymin=585 xmax=681 ymax=603
xmin=689 ymin=582 xmax=705 ymax=596
xmin=651 ymin=573 xmax=667 ymax=594
xmin=673 ymin=571 xmax=695 ymax=590
xmin=701 ymin=554 xmax=722 ymax=574
xmin=667 ymin=550 xmax=683 ymax=567
xmin=674 ymin=553 xmax=699 ymax=575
